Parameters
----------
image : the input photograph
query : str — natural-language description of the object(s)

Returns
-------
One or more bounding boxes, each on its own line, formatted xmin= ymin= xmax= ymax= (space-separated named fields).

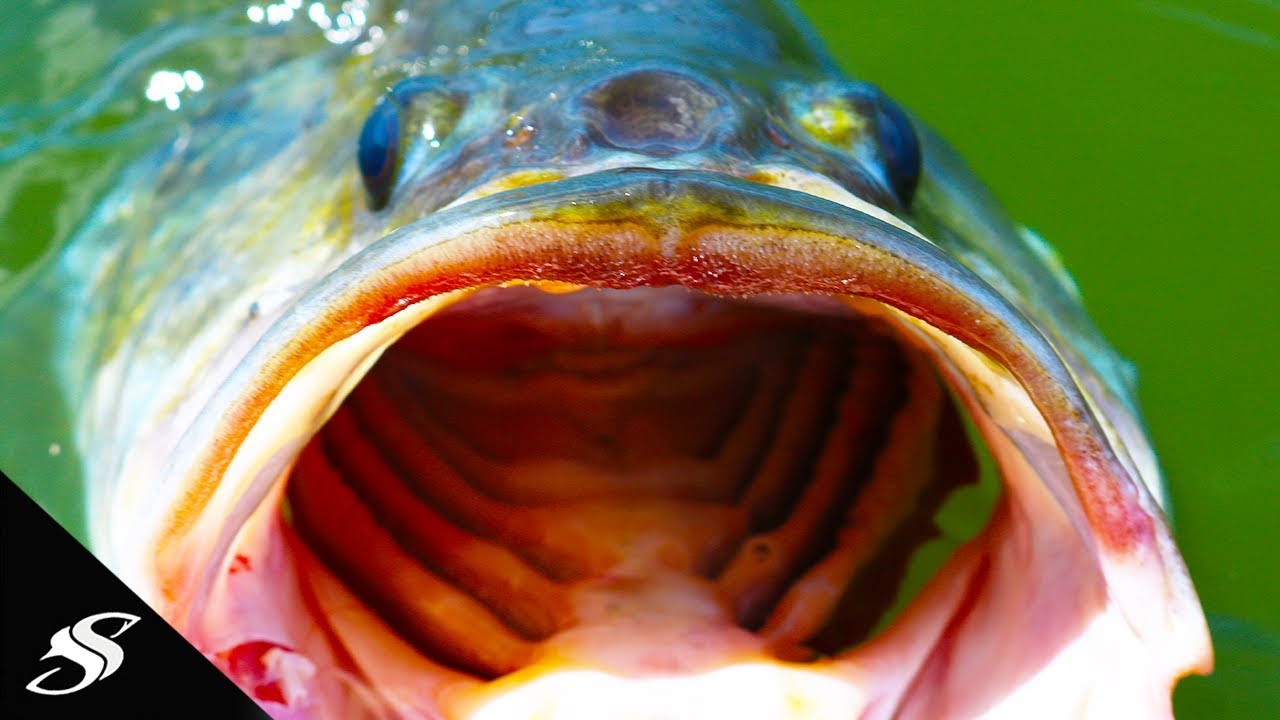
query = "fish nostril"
xmin=583 ymin=70 xmax=727 ymax=155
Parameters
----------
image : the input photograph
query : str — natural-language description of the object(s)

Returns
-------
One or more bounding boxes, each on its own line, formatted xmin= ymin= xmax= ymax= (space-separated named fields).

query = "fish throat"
xmin=286 ymin=285 xmax=977 ymax=679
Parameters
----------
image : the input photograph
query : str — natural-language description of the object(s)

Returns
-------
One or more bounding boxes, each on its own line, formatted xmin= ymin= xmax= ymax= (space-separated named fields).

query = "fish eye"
xmin=357 ymin=97 xmax=401 ymax=211
xmin=793 ymin=83 xmax=922 ymax=209
xmin=357 ymin=77 xmax=463 ymax=211
xmin=869 ymin=91 xmax=921 ymax=208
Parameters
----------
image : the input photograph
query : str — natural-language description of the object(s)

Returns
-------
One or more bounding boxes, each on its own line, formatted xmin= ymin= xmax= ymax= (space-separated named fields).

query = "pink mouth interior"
xmin=188 ymin=284 xmax=1123 ymax=719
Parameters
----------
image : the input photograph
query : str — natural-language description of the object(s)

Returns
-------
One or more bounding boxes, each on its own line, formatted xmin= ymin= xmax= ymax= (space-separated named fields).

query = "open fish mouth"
xmin=107 ymin=168 xmax=1208 ymax=719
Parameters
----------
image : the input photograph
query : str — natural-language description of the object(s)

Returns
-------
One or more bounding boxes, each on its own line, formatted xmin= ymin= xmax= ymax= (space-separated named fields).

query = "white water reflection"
xmin=246 ymin=0 xmax=375 ymax=47
xmin=144 ymin=69 xmax=204 ymax=110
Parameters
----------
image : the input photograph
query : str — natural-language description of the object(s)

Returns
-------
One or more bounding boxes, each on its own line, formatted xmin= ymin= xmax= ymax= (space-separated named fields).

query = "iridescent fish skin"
xmin=0 ymin=2 xmax=1210 ymax=718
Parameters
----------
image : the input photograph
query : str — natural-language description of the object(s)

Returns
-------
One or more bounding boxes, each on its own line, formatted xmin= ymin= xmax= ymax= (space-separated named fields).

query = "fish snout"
xmin=578 ymin=69 xmax=731 ymax=156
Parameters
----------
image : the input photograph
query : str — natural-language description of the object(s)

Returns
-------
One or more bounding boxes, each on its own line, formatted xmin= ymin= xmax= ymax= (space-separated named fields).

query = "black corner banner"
xmin=1 ymin=469 xmax=270 ymax=719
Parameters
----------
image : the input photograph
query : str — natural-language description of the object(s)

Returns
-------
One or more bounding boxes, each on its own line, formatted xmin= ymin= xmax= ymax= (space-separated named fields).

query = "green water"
xmin=794 ymin=2 xmax=1280 ymax=714
xmin=1 ymin=1 xmax=1276 ymax=715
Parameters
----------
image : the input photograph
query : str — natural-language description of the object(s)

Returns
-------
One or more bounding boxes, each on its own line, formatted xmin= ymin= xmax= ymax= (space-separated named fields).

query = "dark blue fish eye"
xmin=869 ymin=92 xmax=921 ymax=209
xmin=357 ymin=97 xmax=401 ymax=211
xmin=357 ymin=77 xmax=455 ymax=211
xmin=797 ymin=82 xmax=923 ymax=209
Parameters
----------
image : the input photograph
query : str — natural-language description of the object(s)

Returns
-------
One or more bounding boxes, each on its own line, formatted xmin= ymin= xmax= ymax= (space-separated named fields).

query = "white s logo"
xmin=26 ymin=612 xmax=141 ymax=696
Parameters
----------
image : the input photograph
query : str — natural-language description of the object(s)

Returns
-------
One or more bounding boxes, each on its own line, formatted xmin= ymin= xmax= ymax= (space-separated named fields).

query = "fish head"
xmin=18 ymin=3 xmax=1212 ymax=718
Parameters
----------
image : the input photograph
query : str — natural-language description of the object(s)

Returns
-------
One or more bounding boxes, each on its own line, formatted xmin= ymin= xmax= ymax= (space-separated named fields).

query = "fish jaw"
xmin=80 ymin=169 xmax=1210 ymax=718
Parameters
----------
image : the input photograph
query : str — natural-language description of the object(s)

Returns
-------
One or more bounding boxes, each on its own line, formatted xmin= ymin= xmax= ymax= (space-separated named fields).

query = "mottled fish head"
xmin=41 ymin=2 xmax=1211 ymax=718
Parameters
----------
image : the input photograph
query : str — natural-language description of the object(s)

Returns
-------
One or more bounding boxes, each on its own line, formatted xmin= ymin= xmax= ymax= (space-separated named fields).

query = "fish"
xmin=0 ymin=0 xmax=1212 ymax=717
